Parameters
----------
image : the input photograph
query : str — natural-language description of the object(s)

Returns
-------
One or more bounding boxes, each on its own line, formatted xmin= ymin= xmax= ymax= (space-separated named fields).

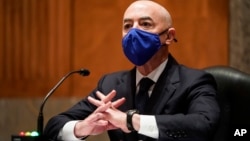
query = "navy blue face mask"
xmin=122 ymin=28 xmax=167 ymax=66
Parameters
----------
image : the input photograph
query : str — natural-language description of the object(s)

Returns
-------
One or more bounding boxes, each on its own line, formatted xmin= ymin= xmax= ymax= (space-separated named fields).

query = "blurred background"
xmin=0 ymin=0 xmax=249 ymax=140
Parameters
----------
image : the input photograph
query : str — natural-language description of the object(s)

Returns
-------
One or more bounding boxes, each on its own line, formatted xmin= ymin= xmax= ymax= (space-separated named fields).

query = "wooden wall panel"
xmin=165 ymin=0 xmax=229 ymax=67
xmin=71 ymin=0 xmax=134 ymax=96
xmin=0 ymin=0 xmax=73 ymax=97
xmin=0 ymin=0 xmax=228 ymax=98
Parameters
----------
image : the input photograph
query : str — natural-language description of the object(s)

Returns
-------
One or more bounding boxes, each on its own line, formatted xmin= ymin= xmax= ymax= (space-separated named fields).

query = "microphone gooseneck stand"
xmin=37 ymin=69 xmax=90 ymax=137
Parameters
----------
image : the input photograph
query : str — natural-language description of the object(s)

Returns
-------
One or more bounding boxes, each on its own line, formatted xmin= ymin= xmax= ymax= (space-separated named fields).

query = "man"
xmin=44 ymin=0 xmax=220 ymax=141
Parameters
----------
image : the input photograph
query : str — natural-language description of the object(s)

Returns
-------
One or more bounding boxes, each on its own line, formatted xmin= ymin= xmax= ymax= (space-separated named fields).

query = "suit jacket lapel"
xmin=145 ymin=54 xmax=180 ymax=115
xmin=108 ymin=68 xmax=138 ymax=141
xmin=115 ymin=68 xmax=136 ymax=112
xmin=116 ymin=68 xmax=140 ymax=141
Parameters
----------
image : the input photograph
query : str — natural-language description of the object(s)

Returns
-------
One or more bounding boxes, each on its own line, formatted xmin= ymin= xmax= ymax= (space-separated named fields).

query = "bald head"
xmin=124 ymin=0 xmax=173 ymax=30
xmin=122 ymin=0 xmax=176 ymax=72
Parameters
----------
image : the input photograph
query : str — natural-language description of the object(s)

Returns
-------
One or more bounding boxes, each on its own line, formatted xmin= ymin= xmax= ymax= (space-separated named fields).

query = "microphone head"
xmin=79 ymin=69 xmax=90 ymax=76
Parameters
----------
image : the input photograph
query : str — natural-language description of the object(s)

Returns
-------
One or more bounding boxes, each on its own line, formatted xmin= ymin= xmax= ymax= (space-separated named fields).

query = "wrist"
xmin=132 ymin=113 xmax=140 ymax=131
xmin=74 ymin=121 xmax=88 ymax=138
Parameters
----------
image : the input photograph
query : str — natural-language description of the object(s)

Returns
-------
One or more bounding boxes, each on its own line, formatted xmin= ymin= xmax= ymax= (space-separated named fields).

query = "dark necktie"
xmin=135 ymin=77 xmax=154 ymax=114
xmin=135 ymin=77 xmax=154 ymax=140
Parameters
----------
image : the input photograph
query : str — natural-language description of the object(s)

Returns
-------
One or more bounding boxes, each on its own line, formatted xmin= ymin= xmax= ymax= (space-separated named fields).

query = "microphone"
xmin=37 ymin=69 xmax=90 ymax=137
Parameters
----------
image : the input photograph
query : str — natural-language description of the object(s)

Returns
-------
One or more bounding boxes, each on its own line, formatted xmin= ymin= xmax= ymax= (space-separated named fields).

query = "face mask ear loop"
xmin=158 ymin=28 xmax=169 ymax=36
xmin=159 ymin=28 xmax=178 ymax=43
xmin=158 ymin=28 xmax=169 ymax=47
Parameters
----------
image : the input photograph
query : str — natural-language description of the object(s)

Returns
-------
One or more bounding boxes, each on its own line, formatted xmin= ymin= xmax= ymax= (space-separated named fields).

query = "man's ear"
xmin=165 ymin=27 xmax=176 ymax=44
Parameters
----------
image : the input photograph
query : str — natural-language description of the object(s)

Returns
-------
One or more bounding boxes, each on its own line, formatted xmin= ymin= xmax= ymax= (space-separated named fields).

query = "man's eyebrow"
xmin=123 ymin=16 xmax=153 ymax=23
xmin=139 ymin=16 xmax=153 ymax=21
xmin=123 ymin=18 xmax=132 ymax=23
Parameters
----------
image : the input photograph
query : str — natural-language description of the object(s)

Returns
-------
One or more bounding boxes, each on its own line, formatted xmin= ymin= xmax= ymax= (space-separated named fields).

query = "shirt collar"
xmin=136 ymin=58 xmax=168 ymax=86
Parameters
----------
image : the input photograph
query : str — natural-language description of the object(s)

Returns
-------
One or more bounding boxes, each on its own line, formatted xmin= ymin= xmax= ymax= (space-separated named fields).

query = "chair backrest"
xmin=204 ymin=66 xmax=250 ymax=141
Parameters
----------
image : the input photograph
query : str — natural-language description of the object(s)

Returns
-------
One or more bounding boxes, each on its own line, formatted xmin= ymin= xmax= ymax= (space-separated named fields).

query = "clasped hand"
xmin=74 ymin=90 xmax=129 ymax=138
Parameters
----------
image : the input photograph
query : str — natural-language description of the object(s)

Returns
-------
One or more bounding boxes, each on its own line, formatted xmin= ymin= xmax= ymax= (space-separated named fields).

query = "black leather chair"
xmin=204 ymin=66 xmax=250 ymax=141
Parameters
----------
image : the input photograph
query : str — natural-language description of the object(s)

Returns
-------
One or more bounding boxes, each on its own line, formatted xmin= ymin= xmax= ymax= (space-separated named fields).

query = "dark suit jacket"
xmin=44 ymin=54 xmax=220 ymax=141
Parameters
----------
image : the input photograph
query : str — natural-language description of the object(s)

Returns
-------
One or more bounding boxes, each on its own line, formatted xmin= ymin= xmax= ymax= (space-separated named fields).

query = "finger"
xmin=88 ymin=96 xmax=104 ymax=107
xmin=89 ymin=119 xmax=108 ymax=126
xmin=96 ymin=90 xmax=116 ymax=103
xmin=86 ymin=112 xmax=105 ymax=123
xmin=94 ymin=101 xmax=112 ymax=113
xmin=95 ymin=120 xmax=108 ymax=126
xmin=112 ymin=97 xmax=126 ymax=108
xmin=95 ymin=91 xmax=106 ymax=100
xmin=103 ymin=90 xmax=116 ymax=103
xmin=106 ymin=124 xmax=119 ymax=130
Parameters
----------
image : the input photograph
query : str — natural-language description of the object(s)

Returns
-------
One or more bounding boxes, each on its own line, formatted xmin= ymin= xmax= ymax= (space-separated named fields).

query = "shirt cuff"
xmin=138 ymin=115 xmax=159 ymax=139
xmin=58 ymin=120 xmax=85 ymax=141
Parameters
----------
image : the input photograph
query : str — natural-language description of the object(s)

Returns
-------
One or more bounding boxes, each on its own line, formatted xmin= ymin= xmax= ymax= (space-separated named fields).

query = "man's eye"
xmin=141 ymin=22 xmax=152 ymax=28
xmin=123 ymin=24 xmax=132 ymax=30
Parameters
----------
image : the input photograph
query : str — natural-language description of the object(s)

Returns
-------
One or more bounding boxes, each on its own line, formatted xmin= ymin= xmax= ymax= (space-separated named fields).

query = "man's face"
xmin=122 ymin=2 xmax=168 ymax=37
